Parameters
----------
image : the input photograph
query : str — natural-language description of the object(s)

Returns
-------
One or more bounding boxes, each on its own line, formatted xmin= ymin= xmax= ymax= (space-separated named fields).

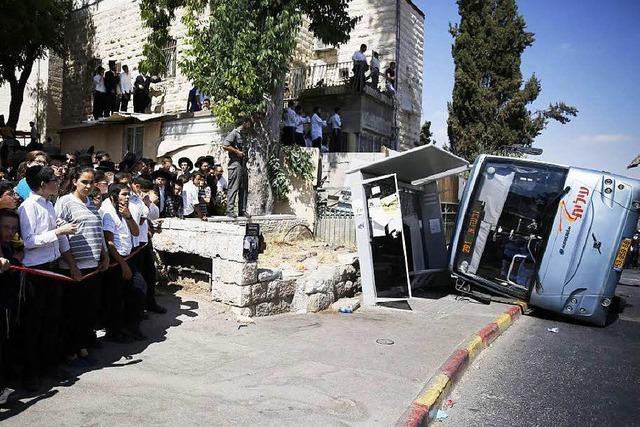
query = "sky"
xmin=414 ymin=0 xmax=640 ymax=179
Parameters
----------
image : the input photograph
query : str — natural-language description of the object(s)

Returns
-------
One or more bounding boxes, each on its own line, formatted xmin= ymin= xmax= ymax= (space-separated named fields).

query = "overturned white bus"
xmin=449 ymin=155 xmax=640 ymax=325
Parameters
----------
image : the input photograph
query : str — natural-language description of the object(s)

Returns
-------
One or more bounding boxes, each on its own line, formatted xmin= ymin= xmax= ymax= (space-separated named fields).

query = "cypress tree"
xmin=447 ymin=0 xmax=577 ymax=161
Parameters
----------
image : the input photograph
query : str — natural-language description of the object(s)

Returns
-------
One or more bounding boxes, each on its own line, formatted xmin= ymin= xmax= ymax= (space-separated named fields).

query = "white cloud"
xmin=575 ymin=133 xmax=634 ymax=143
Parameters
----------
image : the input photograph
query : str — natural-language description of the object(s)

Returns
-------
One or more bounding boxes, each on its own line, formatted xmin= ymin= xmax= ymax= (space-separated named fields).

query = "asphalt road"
xmin=444 ymin=270 xmax=640 ymax=427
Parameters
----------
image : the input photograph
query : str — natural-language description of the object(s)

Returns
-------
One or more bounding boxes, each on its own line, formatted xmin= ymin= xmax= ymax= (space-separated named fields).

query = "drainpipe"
xmin=394 ymin=0 xmax=401 ymax=150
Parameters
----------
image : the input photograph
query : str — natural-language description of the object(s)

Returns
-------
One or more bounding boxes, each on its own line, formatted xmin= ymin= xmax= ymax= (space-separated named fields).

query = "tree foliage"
xmin=0 ymin=0 xmax=73 ymax=128
xmin=139 ymin=0 xmax=360 ymax=128
xmin=447 ymin=0 xmax=578 ymax=161
xmin=419 ymin=120 xmax=433 ymax=146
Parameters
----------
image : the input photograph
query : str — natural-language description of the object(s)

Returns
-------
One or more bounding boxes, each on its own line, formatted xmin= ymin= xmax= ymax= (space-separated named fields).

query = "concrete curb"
xmin=395 ymin=302 xmax=527 ymax=426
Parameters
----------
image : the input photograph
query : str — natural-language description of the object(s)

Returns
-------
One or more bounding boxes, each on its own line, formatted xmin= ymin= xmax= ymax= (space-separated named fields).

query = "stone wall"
xmin=396 ymin=0 xmax=424 ymax=150
xmin=61 ymin=0 xmax=193 ymax=126
xmin=153 ymin=218 xmax=359 ymax=317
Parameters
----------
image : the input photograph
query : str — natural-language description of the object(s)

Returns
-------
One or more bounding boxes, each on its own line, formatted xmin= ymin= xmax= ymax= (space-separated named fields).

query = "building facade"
xmin=0 ymin=0 xmax=424 ymax=159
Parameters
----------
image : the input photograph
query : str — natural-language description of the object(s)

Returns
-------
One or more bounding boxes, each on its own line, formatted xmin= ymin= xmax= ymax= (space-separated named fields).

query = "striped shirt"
xmin=55 ymin=193 xmax=104 ymax=270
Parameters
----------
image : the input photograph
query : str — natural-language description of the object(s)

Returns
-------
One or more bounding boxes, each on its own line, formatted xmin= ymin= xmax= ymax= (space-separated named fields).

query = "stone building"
xmin=0 ymin=0 xmax=424 ymax=158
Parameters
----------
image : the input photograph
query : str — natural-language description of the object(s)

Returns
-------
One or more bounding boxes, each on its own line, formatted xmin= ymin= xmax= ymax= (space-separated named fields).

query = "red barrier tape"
xmin=8 ymin=244 xmax=146 ymax=283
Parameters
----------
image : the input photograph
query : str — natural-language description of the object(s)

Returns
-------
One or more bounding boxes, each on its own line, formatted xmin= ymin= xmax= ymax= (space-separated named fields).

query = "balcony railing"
xmin=285 ymin=60 xmax=386 ymax=100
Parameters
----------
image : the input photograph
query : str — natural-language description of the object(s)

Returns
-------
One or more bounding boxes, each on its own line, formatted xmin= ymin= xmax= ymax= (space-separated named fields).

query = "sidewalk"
xmin=2 ymin=288 xmax=509 ymax=426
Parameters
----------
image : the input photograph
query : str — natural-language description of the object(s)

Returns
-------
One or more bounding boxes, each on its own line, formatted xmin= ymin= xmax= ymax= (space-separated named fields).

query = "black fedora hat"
xmin=151 ymin=168 xmax=173 ymax=182
xmin=178 ymin=157 xmax=193 ymax=169
xmin=119 ymin=151 xmax=143 ymax=172
xmin=195 ymin=155 xmax=214 ymax=168
xmin=96 ymin=160 xmax=116 ymax=172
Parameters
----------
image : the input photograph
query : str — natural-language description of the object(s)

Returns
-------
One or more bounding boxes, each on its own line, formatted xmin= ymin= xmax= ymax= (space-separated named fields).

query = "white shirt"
xmin=18 ymin=193 xmax=70 ymax=267
xmin=119 ymin=72 xmax=132 ymax=94
xmin=158 ymin=185 xmax=166 ymax=212
xmin=216 ymin=176 xmax=228 ymax=193
xmin=129 ymin=193 xmax=159 ymax=245
xmin=370 ymin=57 xmax=380 ymax=70
xmin=352 ymin=51 xmax=366 ymax=62
xmin=100 ymin=199 xmax=133 ymax=257
xmin=284 ymin=107 xmax=297 ymax=127
xmin=182 ymin=181 xmax=199 ymax=216
xmin=311 ymin=113 xmax=327 ymax=140
xmin=295 ymin=114 xmax=309 ymax=133
xmin=328 ymin=113 xmax=342 ymax=129
xmin=93 ymin=75 xmax=106 ymax=93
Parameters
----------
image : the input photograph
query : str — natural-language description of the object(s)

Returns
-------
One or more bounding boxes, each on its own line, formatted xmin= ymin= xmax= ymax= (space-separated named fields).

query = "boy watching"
xmin=163 ymin=180 xmax=184 ymax=219
xmin=182 ymin=172 xmax=207 ymax=220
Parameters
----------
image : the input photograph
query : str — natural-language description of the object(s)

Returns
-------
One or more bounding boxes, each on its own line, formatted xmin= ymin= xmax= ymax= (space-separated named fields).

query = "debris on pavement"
xmin=435 ymin=409 xmax=448 ymax=422
xmin=443 ymin=399 xmax=455 ymax=409
xmin=376 ymin=338 xmax=395 ymax=345
xmin=547 ymin=327 xmax=559 ymax=333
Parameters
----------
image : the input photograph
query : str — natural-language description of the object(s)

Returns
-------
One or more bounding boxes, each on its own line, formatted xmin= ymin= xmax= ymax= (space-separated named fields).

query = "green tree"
xmin=0 ymin=0 xmax=73 ymax=129
xmin=419 ymin=120 xmax=433 ymax=146
xmin=447 ymin=0 xmax=577 ymax=161
xmin=139 ymin=0 xmax=359 ymax=212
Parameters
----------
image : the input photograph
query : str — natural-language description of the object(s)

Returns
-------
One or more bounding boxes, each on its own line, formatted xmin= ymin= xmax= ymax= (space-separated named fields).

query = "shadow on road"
xmin=0 ymin=285 xmax=197 ymax=421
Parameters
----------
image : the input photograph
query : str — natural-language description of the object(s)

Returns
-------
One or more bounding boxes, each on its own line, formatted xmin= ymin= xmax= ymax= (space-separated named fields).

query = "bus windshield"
xmin=454 ymin=159 xmax=568 ymax=294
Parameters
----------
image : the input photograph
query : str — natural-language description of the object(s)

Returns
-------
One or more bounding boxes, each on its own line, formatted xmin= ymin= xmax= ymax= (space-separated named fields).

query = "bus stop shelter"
xmin=346 ymin=144 xmax=469 ymax=306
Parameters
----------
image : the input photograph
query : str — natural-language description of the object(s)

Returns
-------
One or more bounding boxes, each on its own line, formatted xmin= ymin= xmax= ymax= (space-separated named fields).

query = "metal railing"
xmin=286 ymin=60 xmax=386 ymax=100
xmin=314 ymin=206 xmax=356 ymax=247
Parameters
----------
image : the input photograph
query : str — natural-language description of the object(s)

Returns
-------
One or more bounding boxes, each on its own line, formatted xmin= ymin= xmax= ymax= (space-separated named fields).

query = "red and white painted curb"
xmin=395 ymin=303 xmax=526 ymax=426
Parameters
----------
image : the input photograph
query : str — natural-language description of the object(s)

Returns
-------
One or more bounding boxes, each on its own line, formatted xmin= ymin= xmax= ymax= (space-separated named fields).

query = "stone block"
xmin=334 ymin=281 xmax=346 ymax=298
xmin=307 ymin=292 xmax=335 ymax=313
xmin=304 ymin=276 xmax=332 ymax=295
xmin=344 ymin=280 xmax=355 ymax=294
xmin=273 ymin=279 xmax=297 ymax=298
xmin=258 ymin=268 xmax=282 ymax=282
xmin=211 ymin=282 xmax=253 ymax=307
xmin=213 ymin=258 xmax=257 ymax=286
xmin=251 ymin=282 xmax=267 ymax=303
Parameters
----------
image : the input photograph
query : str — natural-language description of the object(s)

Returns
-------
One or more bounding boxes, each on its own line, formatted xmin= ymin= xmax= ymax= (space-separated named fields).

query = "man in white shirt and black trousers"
xmin=18 ymin=165 xmax=77 ymax=391
xmin=328 ymin=107 xmax=342 ymax=152
xmin=119 ymin=64 xmax=133 ymax=112
xmin=352 ymin=44 xmax=368 ymax=92
xmin=282 ymin=100 xmax=297 ymax=146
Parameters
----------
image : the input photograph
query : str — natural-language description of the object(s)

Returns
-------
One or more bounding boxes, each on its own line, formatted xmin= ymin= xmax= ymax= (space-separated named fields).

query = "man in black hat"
xmin=223 ymin=117 xmax=251 ymax=218
xmin=151 ymin=169 xmax=173 ymax=216
xmin=104 ymin=60 xmax=118 ymax=116
xmin=178 ymin=157 xmax=193 ymax=181
xmin=119 ymin=151 xmax=143 ymax=174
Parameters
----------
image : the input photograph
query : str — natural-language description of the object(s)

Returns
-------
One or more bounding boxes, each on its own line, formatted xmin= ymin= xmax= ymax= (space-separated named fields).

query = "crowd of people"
xmin=0 ymin=129 xmax=255 ymax=402
xmin=282 ymin=102 xmax=343 ymax=152
xmin=92 ymin=61 xmax=162 ymax=119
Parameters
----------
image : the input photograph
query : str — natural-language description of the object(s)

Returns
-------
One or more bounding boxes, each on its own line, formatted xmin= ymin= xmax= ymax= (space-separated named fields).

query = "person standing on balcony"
xmin=104 ymin=60 xmax=118 ymax=116
xmin=369 ymin=51 xmax=380 ymax=90
xmin=294 ymin=105 xmax=310 ymax=147
xmin=119 ymin=65 xmax=133 ymax=112
xmin=385 ymin=61 xmax=397 ymax=95
xmin=311 ymin=106 xmax=327 ymax=149
xmin=328 ymin=107 xmax=342 ymax=152
xmin=92 ymin=66 xmax=106 ymax=120
xmin=352 ymin=44 xmax=368 ymax=92
xmin=282 ymin=100 xmax=297 ymax=146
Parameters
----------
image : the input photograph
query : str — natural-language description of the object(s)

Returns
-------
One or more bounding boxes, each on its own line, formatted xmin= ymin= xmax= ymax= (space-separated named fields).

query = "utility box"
xmin=346 ymin=145 xmax=469 ymax=305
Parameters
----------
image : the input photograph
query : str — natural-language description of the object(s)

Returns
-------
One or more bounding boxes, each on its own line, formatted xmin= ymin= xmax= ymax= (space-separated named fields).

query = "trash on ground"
xmin=547 ymin=327 xmax=559 ymax=333
xmin=435 ymin=409 xmax=448 ymax=421
xmin=443 ymin=399 xmax=455 ymax=409
xmin=376 ymin=338 xmax=395 ymax=345
xmin=339 ymin=307 xmax=353 ymax=313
